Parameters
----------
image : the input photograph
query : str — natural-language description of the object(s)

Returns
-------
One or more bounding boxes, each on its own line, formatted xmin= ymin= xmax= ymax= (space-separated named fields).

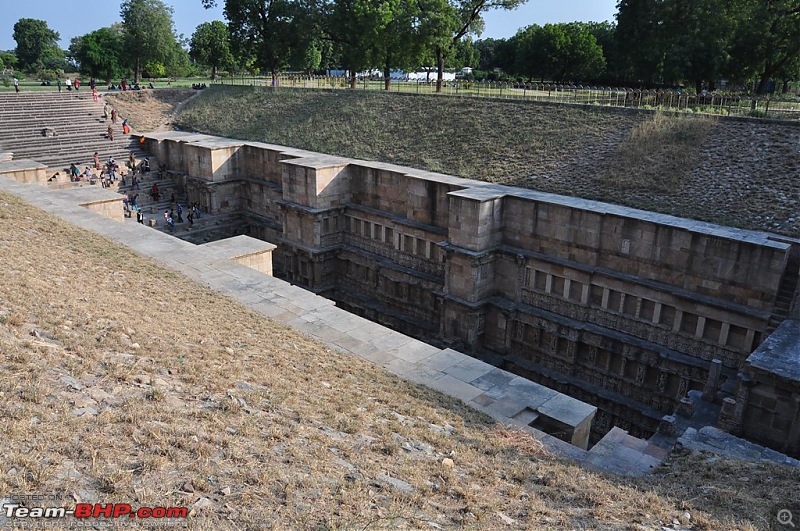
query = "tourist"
xmin=92 ymin=86 xmax=98 ymax=102
xmin=111 ymin=108 xmax=118 ymax=124
xmin=140 ymin=158 xmax=150 ymax=174
xmin=83 ymin=167 xmax=94 ymax=182
xmin=136 ymin=207 xmax=144 ymax=224
xmin=13 ymin=77 xmax=19 ymax=93
xmin=176 ymin=203 xmax=184 ymax=223
xmin=122 ymin=119 xmax=131 ymax=135
xmin=151 ymin=183 xmax=160 ymax=202
xmin=128 ymin=152 xmax=137 ymax=174
xmin=65 ymin=77 xmax=72 ymax=91
xmin=107 ymin=157 xmax=116 ymax=181
xmin=121 ymin=78 xmax=127 ymax=91
xmin=69 ymin=163 xmax=80 ymax=181
xmin=93 ymin=152 xmax=101 ymax=170
xmin=187 ymin=208 xmax=194 ymax=226
xmin=90 ymin=77 xmax=96 ymax=90
xmin=107 ymin=124 xmax=114 ymax=141
xmin=57 ymin=75 xmax=62 ymax=93
xmin=131 ymin=175 xmax=139 ymax=191
xmin=74 ymin=79 xmax=80 ymax=91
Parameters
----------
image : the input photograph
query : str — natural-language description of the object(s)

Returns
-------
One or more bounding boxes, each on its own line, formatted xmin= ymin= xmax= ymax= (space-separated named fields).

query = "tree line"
xmin=3 ymin=0 xmax=799 ymax=94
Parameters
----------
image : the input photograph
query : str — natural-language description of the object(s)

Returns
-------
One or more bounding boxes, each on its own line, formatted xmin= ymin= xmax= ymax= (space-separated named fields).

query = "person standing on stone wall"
xmin=13 ymin=77 xmax=19 ymax=93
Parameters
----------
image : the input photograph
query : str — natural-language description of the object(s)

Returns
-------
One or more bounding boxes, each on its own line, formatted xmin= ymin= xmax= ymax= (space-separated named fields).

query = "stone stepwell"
xmin=135 ymin=129 xmax=800 ymax=459
xmin=1 ymin=90 xmax=799 ymax=472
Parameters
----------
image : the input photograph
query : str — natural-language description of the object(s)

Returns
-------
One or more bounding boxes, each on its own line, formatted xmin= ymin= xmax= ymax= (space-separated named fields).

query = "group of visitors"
xmin=103 ymin=103 xmax=132 ymax=140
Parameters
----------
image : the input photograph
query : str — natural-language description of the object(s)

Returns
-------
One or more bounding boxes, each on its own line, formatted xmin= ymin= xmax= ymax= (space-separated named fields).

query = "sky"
xmin=0 ymin=0 xmax=619 ymax=52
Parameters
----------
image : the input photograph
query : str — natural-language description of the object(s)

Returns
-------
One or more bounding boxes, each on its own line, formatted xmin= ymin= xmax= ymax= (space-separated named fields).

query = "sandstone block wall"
xmin=140 ymin=131 xmax=799 ymax=446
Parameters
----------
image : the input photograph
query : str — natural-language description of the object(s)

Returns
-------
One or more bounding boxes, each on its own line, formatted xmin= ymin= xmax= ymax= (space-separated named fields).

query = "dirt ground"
xmin=105 ymin=89 xmax=196 ymax=133
xmin=1 ymin=190 xmax=798 ymax=530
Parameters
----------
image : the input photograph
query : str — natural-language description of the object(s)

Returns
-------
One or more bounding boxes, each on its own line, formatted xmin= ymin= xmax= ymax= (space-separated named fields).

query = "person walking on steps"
xmin=13 ymin=77 xmax=19 ymax=93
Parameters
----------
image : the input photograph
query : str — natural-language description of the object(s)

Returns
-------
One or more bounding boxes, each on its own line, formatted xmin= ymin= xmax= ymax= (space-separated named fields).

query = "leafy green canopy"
xmin=12 ymin=18 xmax=63 ymax=71
xmin=190 ymin=21 xmax=235 ymax=79
xmin=69 ymin=26 xmax=125 ymax=83
xmin=120 ymin=0 xmax=181 ymax=82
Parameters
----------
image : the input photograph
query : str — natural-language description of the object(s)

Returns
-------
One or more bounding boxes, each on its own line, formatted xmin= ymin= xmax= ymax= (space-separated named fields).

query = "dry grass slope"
xmin=174 ymin=85 xmax=800 ymax=237
xmin=600 ymin=113 xmax=715 ymax=192
xmin=1 ymin=191 xmax=798 ymax=528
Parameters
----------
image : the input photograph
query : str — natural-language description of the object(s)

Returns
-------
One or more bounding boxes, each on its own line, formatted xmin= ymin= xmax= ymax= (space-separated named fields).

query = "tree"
xmin=190 ymin=21 xmax=234 ymax=79
xmin=121 ymin=0 xmax=180 ymax=83
xmin=513 ymin=23 xmax=605 ymax=83
xmin=475 ymin=37 xmax=515 ymax=73
xmin=12 ymin=18 xmax=61 ymax=71
xmin=69 ymin=26 xmax=125 ymax=83
xmin=323 ymin=0 xmax=390 ymax=88
xmin=373 ymin=0 xmax=428 ymax=90
xmin=729 ymin=0 xmax=800 ymax=93
xmin=166 ymin=37 xmax=194 ymax=78
xmin=204 ymin=0 xmax=311 ymax=85
xmin=614 ymin=0 xmax=667 ymax=85
xmin=664 ymin=0 xmax=736 ymax=93
xmin=0 ymin=51 xmax=17 ymax=72
xmin=585 ymin=21 xmax=619 ymax=83
xmin=431 ymin=0 xmax=527 ymax=92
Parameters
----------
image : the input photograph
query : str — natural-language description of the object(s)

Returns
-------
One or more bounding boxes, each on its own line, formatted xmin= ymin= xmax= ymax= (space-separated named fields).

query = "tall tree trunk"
xmin=436 ymin=47 xmax=444 ymax=93
xmin=212 ymin=65 xmax=217 ymax=81
xmin=757 ymin=62 xmax=775 ymax=94
xmin=271 ymin=67 xmax=278 ymax=86
xmin=135 ymin=57 xmax=140 ymax=84
xmin=349 ymin=69 xmax=356 ymax=89
xmin=384 ymin=62 xmax=391 ymax=91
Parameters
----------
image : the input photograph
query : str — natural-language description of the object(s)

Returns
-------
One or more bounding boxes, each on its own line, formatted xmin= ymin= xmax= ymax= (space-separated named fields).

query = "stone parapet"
xmin=0 ymin=159 xmax=47 ymax=184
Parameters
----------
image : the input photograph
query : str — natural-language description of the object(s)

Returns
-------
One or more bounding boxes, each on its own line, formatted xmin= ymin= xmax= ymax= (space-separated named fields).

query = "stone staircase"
xmin=114 ymin=169 xmax=248 ymax=242
xmin=0 ymin=91 xmax=144 ymax=173
xmin=767 ymin=257 xmax=799 ymax=333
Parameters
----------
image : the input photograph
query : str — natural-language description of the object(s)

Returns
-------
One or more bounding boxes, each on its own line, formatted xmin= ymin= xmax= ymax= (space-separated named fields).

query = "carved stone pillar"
xmin=702 ymin=359 xmax=723 ymax=402
xmin=729 ymin=373 xmax=753 ymax=435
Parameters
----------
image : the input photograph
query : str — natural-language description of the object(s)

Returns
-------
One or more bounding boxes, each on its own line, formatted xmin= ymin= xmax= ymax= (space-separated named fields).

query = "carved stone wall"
xmin=140 ymin=132 xmax=799 ymax=444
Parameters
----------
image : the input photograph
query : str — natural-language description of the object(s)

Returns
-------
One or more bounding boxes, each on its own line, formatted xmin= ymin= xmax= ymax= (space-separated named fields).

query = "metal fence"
xmin=213 ymin=75 xmax=800 ymax=120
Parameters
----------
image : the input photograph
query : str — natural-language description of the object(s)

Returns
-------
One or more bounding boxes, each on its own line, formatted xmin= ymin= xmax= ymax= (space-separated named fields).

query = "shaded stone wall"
xmin=140 ymin=131 xmax=798 ymax=444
